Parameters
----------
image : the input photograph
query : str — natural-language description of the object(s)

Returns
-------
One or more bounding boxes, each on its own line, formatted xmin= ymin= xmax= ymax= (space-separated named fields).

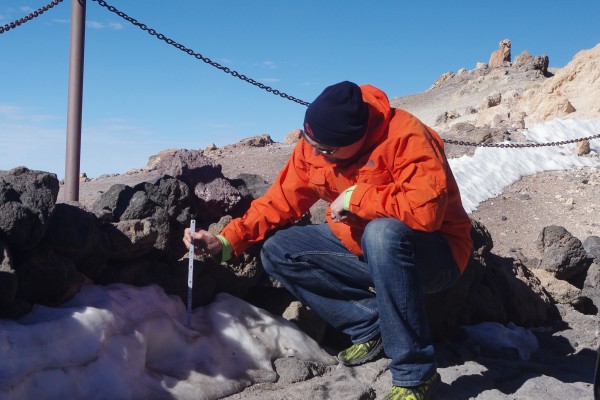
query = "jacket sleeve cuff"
xmin=216 ymin=235 xmax=233 ymax=263
xmin=344 ymin=185 xmax=357 ymax=211
xmin=348 ymin=183 xmax=371 ymax=212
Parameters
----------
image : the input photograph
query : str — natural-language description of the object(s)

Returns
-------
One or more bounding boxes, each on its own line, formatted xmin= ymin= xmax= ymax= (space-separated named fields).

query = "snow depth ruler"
xmin=187 ymin=219 xmax=195 ymax=328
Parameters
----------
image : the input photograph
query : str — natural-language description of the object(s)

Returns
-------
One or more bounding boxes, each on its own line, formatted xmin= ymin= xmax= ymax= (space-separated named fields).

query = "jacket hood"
xmin=360 ymin=84 xmax=394 ymax=148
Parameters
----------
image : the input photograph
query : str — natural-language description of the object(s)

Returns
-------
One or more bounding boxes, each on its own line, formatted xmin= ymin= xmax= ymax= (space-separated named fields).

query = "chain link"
xmin=92 ymin=0 xmax=310 ymax=107
xmin=0 ymin=0 xmax=64 ymax=34
xmin=444 ymin=132 xmax=600 ymax=148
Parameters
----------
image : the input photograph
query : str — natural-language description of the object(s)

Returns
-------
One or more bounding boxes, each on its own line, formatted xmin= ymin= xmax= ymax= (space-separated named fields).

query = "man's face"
xmin=302 ymin=131 xmax=367 ymax=162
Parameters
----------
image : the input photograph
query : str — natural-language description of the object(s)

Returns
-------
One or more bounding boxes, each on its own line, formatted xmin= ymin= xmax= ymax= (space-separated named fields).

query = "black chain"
xmin=444 ymin=132 xmax=600 ymax=148
xmin=91 ymin=0 xmax=310 ymax=107
xmin=0 ymin=0 xmax=64 ymax=34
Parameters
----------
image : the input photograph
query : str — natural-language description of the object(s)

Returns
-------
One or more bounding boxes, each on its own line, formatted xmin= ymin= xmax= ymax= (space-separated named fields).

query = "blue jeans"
xmin=260 ymin=218 xmax=460 ymax=386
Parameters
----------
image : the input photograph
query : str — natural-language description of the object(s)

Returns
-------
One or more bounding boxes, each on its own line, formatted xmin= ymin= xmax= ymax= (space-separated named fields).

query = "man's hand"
xmin=183 ymin=228 xmax=223 ymax=256
xmin=330 ymin=191 xmax=349 ymax=223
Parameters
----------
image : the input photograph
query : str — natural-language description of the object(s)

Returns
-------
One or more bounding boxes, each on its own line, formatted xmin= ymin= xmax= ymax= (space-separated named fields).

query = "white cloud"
xmin=51 ymin=18 xmax=69 ymax=25
xmin=47 ymin=19 xmax=123 ymax=30
xmin=107 ymin=22 xmax=123 ymax=30
xmin=0 ymin=104 xmax=23 ymax=115
xmin=0 ymin=107 xmax=164 ymax=177
xmin=260 ymin=78 xmax=280 ymax=83
xmin=0 ymin=103 xmax=59 ymax=123
xmin=87 ymin=20 xmax=124 ymax=30
xmin=0 ymin=118 xmax=66 ymax=175
xmin=86 ymin=20 xmax=104 ymax=29
xmin=262 ymin=60 xmax=277 ymax=69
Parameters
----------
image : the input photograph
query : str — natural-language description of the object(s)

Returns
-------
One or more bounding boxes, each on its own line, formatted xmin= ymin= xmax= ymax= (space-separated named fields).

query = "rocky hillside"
xmin=393 ymin=40 xmax=600 ymax=130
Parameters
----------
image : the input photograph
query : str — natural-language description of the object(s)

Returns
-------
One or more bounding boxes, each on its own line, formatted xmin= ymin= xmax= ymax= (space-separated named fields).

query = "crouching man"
xmin=184 ymin=81 xmax=472 ymax=400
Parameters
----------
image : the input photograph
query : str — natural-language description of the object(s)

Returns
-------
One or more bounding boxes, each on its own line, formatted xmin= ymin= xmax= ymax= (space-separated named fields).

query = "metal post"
xmin=64 ymin=0 xmax=86 ymax=201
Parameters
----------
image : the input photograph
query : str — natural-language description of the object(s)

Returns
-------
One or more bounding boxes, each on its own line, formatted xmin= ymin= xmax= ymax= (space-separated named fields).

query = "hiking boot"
xmin=382 ymin=372 xmax=441 ymax=400
xmin=337 ymin=335 xmax=383 ymax=366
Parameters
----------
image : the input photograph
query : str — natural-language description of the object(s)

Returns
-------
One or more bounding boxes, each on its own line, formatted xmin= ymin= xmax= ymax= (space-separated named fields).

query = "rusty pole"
xmin=64 ymin=0 xmax=86 ymax=201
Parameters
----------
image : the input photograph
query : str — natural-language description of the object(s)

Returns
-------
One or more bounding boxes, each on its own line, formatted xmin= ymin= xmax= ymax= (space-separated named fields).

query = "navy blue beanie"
xmin=303 ymin=81 xmax=369 ymax=147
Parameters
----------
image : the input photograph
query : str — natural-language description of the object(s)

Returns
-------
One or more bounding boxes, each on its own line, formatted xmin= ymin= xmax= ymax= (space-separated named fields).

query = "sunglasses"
xmin=301 ymin=131 xmax=339 ymax=156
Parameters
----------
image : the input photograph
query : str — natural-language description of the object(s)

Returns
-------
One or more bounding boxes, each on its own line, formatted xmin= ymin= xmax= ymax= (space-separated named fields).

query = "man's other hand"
xmin=183 ymin=228 xmax=223 ymax=256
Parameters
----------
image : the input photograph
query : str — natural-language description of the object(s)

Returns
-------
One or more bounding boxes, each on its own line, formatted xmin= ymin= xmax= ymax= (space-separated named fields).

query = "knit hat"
xmin=303 ymin=81 xmax=369 ymax=147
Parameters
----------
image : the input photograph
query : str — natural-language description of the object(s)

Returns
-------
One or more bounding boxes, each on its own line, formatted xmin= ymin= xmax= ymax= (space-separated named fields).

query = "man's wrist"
xmin=343 ymin=186 xmax=357 ymax=211
xmin=216 ymin=235 xmax=233 ymax=262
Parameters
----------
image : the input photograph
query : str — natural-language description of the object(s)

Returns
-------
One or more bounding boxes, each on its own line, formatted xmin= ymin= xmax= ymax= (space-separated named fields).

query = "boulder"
xmin=479 ymin=91 xmax=502 ymax=109
xmin=535 ymin=226 xmax=591 ymax=284
xmin=425 ymin=219 xmax=556 ymax=340
xmin=284 ymin=129 xmax=302 ymax=144
xmin=273 ymin=357 xmax=329 ymax=385
xmin=521 ymin=91 xmax=576 ymax=126
xmin=93 ymin=177 xmax=196 ymax=261
xmin=231 ymin=173 xmax=271 ymax=200
xmin=0 ymin=238 xmax=17 ymax=308
xmin=513 ymin=50 xmax=549 ymax=75
xmin=583 ymin=236 xmax=600 ymax=260
xmin=92 ymin=183 xmax=135 ymax=221
xmin=283 ymin=301 xmax=328 ymax=343
xmin=583 ymin=261 xmax=600 ymax=310
xmin=194 ymin=177 xmax=243 ymax=221
xmin=153 ymin=149 xmax=223 ymax=188
xmin=0 ymin=167 xmax=59 ymax=251
xmin=45 ymin=203 xmax=111 ymax=280
xmin=103 ymin=218 xmax=159 ymax=262
xmin=489 ymin=39 xmax=511 ymax=67
xmin=238 ymin=134 xmax=274 ymax=147
xmin=573 ymin=140 xmax=591 ymax=156
xmin=531 ymin=268 xmax=596 ymax=314
xmin=15 ymin=242 xmax=87 ymax=307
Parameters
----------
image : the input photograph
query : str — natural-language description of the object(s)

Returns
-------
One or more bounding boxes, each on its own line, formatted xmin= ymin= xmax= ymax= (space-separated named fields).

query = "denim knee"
xmin=260 ymin=234 xmax=282 ymax=275
xmin=362 ymin=218 xmax=413 ymax=253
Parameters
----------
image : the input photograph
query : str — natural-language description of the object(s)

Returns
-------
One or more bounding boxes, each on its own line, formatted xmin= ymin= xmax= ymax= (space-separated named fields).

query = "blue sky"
xmin=1 ymin=0 xmax=599 ymax=178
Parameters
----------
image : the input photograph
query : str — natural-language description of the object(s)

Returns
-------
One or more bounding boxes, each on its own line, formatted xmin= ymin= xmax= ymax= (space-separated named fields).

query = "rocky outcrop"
xmin=285 ymin=129 xmax=302 ymax=144
xmin=395 ymin=42 xmax=600 ymax=140
xmin=0 ymin=168 xmax=74 ymax=317
xmin=425 ymin=219 xmax=556 ymax=340
xmin=489 ymin=39 xmax=512 ymax=67
xmin=0 ymin=167 xmax=59 ymax=251
xmin=0 ymin=152 xmax=265 ymax=318
xmin=519 ymin=43 xmax=600 ymax=125
xmin=513 ymin=50 xmax=549 ymax=75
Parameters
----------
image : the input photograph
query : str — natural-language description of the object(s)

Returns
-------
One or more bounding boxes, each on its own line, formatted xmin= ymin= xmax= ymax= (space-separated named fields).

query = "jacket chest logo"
xmin=364 ymin=159 xmax=376 ymax=168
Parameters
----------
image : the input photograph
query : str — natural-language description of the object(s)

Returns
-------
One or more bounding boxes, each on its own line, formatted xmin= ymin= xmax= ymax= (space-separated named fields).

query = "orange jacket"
xmin=220 ymin=85 xmax=473 ymax=272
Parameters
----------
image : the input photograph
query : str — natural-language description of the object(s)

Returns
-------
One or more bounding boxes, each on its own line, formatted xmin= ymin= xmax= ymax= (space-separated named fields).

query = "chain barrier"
xmin=444 ymin=132 xmax=600 ymax=148
xmin=0 ymin=0 xmax=64 ymax=34
xmin=91 ymin=0 xmax=310 ymax=107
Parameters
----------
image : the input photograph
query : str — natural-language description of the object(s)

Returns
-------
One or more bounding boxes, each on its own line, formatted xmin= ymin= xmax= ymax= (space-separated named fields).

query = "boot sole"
xmin=338 ymin=341 xmax=384 ymax=366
